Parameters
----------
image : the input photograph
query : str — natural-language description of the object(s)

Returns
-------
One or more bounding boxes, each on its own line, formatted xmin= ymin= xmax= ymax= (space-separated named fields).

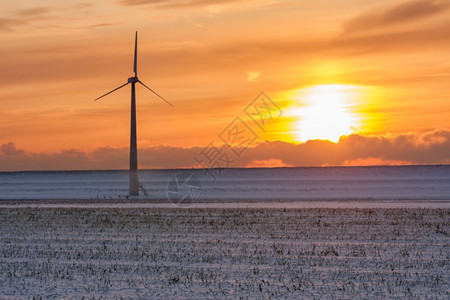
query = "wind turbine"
xmin=94 ymin=32 xmax=173 ymax=196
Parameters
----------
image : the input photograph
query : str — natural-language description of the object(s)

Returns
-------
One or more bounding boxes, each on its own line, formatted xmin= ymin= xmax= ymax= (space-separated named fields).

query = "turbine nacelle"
xmin=128 ymin=77 xmax=139 ymax=84
xmin=94 ymin=32 xmax=173 ymax=106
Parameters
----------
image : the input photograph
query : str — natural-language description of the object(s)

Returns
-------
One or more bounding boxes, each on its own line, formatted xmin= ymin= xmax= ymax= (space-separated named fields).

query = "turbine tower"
xmin=94 ymin=32 xmax=173 ymax=196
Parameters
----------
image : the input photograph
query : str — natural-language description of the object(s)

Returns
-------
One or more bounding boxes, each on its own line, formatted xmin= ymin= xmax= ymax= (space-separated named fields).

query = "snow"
xmin=0 ymin=206 xmax=448 ymax=298
xmin=1 ymin=165 xmax=450 ymax=201
xmin=1 ymin=166 xmax=448 ymax=297
xmin=0 ymin=200 xmax=449 ymax=209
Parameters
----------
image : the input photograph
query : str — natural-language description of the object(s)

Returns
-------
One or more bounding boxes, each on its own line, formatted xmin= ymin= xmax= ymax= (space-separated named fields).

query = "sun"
xmin=290 ymin=85 xmax=362 ymax=143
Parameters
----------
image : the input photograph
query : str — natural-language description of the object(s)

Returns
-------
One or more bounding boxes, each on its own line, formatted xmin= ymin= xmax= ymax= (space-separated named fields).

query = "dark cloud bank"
xmin=1 ymin=130 xmax=449 ymax=171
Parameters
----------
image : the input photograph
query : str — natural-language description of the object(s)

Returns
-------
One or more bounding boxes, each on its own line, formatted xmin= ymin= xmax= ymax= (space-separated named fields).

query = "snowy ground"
xmin=0 ymin=206 xmax=448 ymax=299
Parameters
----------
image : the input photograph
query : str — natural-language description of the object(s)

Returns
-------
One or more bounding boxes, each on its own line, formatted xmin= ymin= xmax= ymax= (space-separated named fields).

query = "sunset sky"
xmin=1 ymin=0 xmax=449 ymax=170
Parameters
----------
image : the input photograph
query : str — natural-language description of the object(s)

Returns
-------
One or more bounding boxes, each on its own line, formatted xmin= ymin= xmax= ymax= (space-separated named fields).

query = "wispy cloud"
xmin=344 ymin=0 xmax=450 ymax=33
xmin=1 ymin=130 xmax=449 ymax=171
xmin=119 ymin=0 xmax=244 ymax=8
xmin=0 ymin=18 xmax=26 ymax=31
xmin=0 ymin=4 xmax=97 ymax=31
xmin=3 ymin=18 xmax=448 ymax=87
xmin=0 ymin=6 xmax=52 ymax=31
xmin=15 ymin=7 xmax=53 ymax=17
xmin=84 ymin=22 xmax=118 ymax=29
xmin=247 ymin=71 xmax=260 ymax=82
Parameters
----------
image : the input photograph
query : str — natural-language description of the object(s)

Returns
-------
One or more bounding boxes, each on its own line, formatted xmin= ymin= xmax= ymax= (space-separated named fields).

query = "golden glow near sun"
xmin=287 ymin=85 xmax=364 ymax=143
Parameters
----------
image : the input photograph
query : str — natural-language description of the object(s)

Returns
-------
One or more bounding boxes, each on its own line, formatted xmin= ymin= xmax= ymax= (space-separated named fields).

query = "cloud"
xmin=73 ymin=3 xmax=93 ymax=9
xmin=344 ymin=0 xmax=450 ymax=33
xmin=0 ymin=142 xmax=25 ymax=156
xmin=15 ymin=7 xmax=52 ymax=17
xmin=1 ymin=129 xmax=449 ymax=171
xmin=0 ymin=6 xmax=53 ymax=31
xmin=0 ymin=5 xmax=95 ymax=32
xmin=3 ymin=18 xmax=448 ymax=89
xmin=119 ymin=0 xmax=244 ymax=8
xmin=246 ymin=159 xmax=292 ymax=168
xmin=247 ymin=71 xmax=260 ymax=82
xmin=342 ymin=157 xmax=411 ymax=167
xmin=0 ymin=143 xmax=90 ymax=171
xmin=84 ymin=23 xmax=118 ymax=29
xmin=0 ymin=18 xmax=26 ymax=31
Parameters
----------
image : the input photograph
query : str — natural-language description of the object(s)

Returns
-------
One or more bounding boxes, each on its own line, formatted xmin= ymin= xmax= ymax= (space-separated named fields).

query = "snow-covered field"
xmin=0 ymin=206 xmax=448 ymax=299
xmin=2 ymin=165 xmax=450 ymax=201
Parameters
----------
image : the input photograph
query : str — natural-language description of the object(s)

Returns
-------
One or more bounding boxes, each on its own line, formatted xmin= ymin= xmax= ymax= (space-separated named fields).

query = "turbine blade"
xmin=133 ymin=31 xmax=138 ymax=76
xmin=94 ymin=82 xmax=129 ymax=101
xmin=138 ymin=80 xmax=174 ymax=107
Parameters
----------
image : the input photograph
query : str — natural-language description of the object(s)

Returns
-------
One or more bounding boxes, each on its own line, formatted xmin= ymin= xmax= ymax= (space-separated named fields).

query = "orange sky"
xmin=1 ymin=0 xmax=449 ymax=170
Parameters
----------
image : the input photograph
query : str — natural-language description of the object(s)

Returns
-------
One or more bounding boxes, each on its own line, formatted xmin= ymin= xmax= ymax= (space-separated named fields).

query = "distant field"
xmin=0 ymin=207 xmax=448 ymax=299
